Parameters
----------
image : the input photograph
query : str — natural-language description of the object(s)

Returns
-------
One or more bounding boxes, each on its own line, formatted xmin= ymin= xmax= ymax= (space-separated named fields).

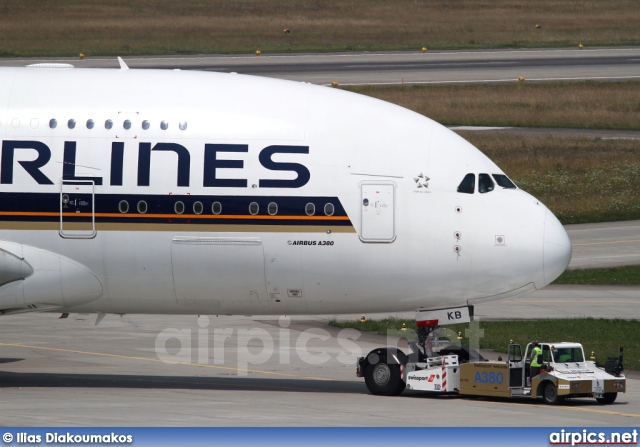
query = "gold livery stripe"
xmin=0 ymin=221 xmax=356 ymax=233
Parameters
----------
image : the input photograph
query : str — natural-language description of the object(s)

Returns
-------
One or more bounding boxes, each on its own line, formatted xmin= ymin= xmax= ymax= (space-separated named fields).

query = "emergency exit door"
xmin=360 ymin=182 xmax=395 ymax=242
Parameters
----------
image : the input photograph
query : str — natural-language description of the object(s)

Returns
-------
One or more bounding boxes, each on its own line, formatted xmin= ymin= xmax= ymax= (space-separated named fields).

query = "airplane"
xmin=0 ymin=59 xmax=571 ymax=324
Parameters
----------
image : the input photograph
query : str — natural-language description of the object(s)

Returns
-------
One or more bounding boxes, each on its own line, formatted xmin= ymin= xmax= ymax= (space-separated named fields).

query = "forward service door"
xmin=359 ymin=182 xmax=396 ymax=242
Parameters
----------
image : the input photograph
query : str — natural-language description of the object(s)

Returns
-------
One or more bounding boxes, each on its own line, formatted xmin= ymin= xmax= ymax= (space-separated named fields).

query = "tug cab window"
xmin=478 ymin=173 xmax=494 ymax=194
xmin=493 ymin=174 xmax=517 ymax=189
xmin=552 ymin=347 xmax=584 ymax=363
xmin=457 ymin=173 xmax=475 ymax=194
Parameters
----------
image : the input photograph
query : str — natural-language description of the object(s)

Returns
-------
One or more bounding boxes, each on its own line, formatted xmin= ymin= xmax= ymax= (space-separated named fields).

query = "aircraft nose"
xmin=543 ymin=210 xmax=572 ymax=285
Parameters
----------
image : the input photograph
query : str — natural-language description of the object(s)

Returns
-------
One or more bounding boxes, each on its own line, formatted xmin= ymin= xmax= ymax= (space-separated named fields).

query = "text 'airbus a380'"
xmin=0 ymin=59 xmax=571 ymax=332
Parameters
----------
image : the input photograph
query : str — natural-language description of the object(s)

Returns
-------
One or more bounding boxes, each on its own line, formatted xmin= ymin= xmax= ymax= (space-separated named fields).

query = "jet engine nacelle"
xmin=0 ymin=241 xmax=103 ymax=315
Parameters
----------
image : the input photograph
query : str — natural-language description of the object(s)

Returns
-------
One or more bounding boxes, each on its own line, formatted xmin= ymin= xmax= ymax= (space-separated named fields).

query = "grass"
xmin=345 ymin=82 xmax=640 ymax=131
xmin=553 ymin=266 xmax=640 ymax=285
xmin=330 ymin=317 xmax=640 ymax=371
xmin=0 ymin=0 xmax=639 ymax=57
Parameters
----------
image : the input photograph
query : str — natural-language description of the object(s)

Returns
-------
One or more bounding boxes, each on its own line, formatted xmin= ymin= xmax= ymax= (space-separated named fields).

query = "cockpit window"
xmin=493 ymin=174 xmax=517 ymax=189
xmin=457 ymin=173 xmax=475 ymax=194
xmin=478 ymin=174 xmax=494 ymax=194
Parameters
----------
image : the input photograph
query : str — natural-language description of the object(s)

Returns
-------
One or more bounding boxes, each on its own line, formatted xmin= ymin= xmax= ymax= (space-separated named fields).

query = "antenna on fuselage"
xmin=117 ymin=57 xmax=129 ymax=70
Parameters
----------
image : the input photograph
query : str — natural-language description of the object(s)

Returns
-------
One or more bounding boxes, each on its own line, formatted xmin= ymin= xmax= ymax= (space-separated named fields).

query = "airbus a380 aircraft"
xmin=0 ymin=60 xmax=571 ymax=324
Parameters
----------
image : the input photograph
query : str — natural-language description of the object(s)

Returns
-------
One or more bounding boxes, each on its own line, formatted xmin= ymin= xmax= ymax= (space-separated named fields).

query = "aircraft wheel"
xmin=364 ymin=361 xmax=403 ymax=396
xmin=596 ymin=393 xmax=617 ymax=405
xmin=542 ymin=382 xmax=563 ymax=405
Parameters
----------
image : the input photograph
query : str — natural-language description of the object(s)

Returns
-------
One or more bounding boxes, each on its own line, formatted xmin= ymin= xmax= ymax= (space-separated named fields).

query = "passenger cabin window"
xmin=324 ymin=203 xmax=335 ymax=216
xmin=492 ymin=174 xmax=517 ymax=189
xmin=457 ymin=173 xmax=475 ymax=194
xmin=137 ymin=201 xmax=147 ymax=214
xmin=305 ymin=203 xmax=315 ymax=216
xmin=478 ymin=173 xmax=494 ymax=194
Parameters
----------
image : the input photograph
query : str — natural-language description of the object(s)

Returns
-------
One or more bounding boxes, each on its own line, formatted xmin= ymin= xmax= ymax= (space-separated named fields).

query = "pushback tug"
xmin=357 ymin=307 xmax=625 ymax=405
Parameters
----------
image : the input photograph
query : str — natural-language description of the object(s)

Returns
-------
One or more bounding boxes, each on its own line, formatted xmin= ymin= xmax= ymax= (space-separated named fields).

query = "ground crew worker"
xmin=530 ymin=341 xmax=543 ymax=379
xmin=555 ymin=348 xmax=571 ymax=362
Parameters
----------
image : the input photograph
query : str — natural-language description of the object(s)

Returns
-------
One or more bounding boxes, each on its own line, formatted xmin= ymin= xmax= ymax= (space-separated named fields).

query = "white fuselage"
xmin=0 ymin=65 xmax=571 ymax=316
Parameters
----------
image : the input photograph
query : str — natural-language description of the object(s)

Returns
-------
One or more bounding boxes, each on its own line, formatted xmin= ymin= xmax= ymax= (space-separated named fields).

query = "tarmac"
xmin=0 ymin=312 xmax=638 ymax=426
xmin=3 ymin=47 xmax=640 ymax=85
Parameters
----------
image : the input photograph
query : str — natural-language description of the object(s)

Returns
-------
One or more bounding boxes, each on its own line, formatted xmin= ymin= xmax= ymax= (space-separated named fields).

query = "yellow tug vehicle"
xmin=360 ymin=340 xmax=626 ymax=405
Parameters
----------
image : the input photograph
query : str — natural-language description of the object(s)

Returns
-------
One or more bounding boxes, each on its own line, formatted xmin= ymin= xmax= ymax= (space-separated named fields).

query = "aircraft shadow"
xmin=0 ymin=358 xmax=23 ymax=364
xmin=0 ymin=370 xmax=628 ymax=408
xmin=0 ymin=370 xmax=367 ymax=394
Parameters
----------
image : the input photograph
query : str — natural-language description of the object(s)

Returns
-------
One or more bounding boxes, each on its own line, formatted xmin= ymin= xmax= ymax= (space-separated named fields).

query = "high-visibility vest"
xmin=531 ymin=346 xmax=543 ymax=367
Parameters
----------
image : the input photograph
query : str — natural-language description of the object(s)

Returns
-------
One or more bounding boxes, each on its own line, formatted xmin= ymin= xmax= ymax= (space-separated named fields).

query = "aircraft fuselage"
xmin=0 ymin=65 xmax=571 ymax=316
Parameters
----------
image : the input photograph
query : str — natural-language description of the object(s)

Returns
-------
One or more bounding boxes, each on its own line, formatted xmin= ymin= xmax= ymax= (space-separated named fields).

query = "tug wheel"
xmin=364 ymin=362 xmax=404 ymax=396
xmin=596 ymin=393 xmax=617 ymax=405
xmin=542 ymin=382 xmax=563 ymax=405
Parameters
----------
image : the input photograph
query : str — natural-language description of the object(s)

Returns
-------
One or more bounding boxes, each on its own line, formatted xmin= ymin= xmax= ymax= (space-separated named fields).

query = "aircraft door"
xmin=359 ymin=182 xmax=396 ymax=242
xmin=60 ymin=179 xmax=96 ymax=239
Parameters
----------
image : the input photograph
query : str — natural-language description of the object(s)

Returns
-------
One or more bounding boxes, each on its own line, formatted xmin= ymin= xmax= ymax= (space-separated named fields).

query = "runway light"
xmin=360 ymin=315 xmax=366 ymax=323
xmin=534 ymin=24 xmax=541 ymax=29
xmin=518 ymin=76 xmax=525 ymax=82
xmin=578 ymin=43 xmax=584 ymax=49
xmin=331 ymin=81 xmax=339 ymax=87
xmin=79 ymin=53 xmax=85 ymax=59
xmin=421 ymin=47 xmax=428 ymax=52
xmin=255 ymin=49 xmax=262 ymax=55
xmin=401 ymin=323 xmax=407 ymax=331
